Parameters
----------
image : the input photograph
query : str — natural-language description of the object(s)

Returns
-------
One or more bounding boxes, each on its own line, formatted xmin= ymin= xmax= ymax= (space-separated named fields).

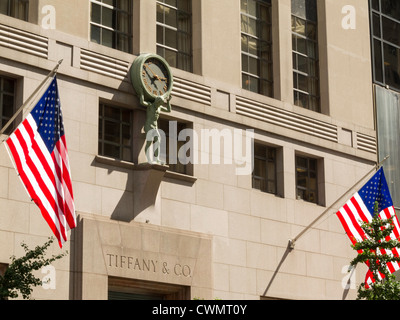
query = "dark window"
xmin=98 ymin=103 xmax=133 ymax=162
xmin=156 ymin=0 xmax=192 ymax=72
xmin=0 ymin=76 xmax=15 ymax=135
xmin=252 ymin=143 xmax=277 ymax=195
xmin=241 ymin=0 xmax=273 ymax=97
xmin=370 ymin=0 xmax=400 ymax=91
xmin=296 ymin=155 xmax=318 ymax=204
xmin=292 ymin=0 xmax=320 ymax=112
xmin=108 ymin=277 xmax=190 ymax=300
xmin=158 ymin=118 xmax=191 ymax=175
xmin=0 ymin=0 xmax=29 ymax=21
xmin=90 ymin=0 xmax=132 ymax=53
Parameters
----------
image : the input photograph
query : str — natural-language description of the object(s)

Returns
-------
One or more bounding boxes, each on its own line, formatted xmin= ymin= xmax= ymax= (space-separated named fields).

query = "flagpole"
xmin=0 ymin=59 xmax=63 ymax=138
xmin=288 ymin=155 xmax=390 ymax=250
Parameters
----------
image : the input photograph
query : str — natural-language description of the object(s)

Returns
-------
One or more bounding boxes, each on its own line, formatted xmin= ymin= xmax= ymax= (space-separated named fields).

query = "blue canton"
xmin=358 ymin=167 xmax=393 ymax=217
xmin=31 ymin=77 xmax=65 ymax=153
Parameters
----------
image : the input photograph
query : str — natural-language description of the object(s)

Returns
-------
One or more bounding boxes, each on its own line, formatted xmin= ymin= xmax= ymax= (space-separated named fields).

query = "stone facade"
xmin=0 ymin=0 xmax=378 ymax=300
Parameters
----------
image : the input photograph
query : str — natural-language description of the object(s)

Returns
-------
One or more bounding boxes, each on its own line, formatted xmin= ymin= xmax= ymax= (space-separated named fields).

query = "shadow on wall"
xmin=90 ymin=157 xmax=169 ymax=223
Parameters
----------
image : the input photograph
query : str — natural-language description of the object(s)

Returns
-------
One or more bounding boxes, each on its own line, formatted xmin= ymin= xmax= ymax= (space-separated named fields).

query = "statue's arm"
xmin=140 ymin=93 xmax=150 ymax=107
xmin=160 ymin=95 xmax=172 ymax=113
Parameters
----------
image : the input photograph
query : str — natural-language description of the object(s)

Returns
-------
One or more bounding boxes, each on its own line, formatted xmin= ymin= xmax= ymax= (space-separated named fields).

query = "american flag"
xmin=336 ymin=167 xmax=400 ymax=288
xmin=5 ymin=77 xmax=76 ymax=248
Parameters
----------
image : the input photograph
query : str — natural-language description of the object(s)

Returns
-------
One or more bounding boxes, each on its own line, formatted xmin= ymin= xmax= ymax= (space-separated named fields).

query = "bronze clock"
xmin=131 ymin=53 xmax=173 ymax=104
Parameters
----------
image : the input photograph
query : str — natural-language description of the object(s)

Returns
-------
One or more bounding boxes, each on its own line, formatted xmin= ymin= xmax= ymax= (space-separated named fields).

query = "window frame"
xmin=158 ymin=118 xmax=193 ymax=176
xmin=0 ymin=0 xmax=29 ymax=21
xmin=252 ymin=143 xmax=277 ymax=195
xmin=370 ymin=0 xmax=400 ymax=92
xmin=291 ymin=0 xmax=321 ymax=112
xmin=156 ymin=0 xmax=193 ymax=72
xmin=90 ymin=0 xmax=133 ymax=53
xmin=98 ymin=103 xmax=133 ymax=163
xmin=240 ymin=0 xmax=273 ymax=97
xmin=295 ymin=155 xmax=319 ymax=204
xmin=0 ymin=76 xmax=15 ymax=135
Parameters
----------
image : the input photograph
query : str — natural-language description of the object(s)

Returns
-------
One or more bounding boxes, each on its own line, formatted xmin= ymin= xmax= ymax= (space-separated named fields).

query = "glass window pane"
xmin=103 ymin=0 xmax=114 ymax=6
xmin=249 ymin=76 xmax=259 ymax=92
xmin=91 ymin=25 xmax=101 ymax=44
xmin=165 ymin=28 xmax=177 ymax=48
xmin=372 ymin=0 xmax=379 ymax=11
xmin=296 ymin=37 xmax=307 ymax=55
xmin=247 ymin=17 xmax=257 ymax=37
xmin=104 ymin=121 xmax=120 ymax=143
xmin=104 ymin=105 xmax=120 ymax=120
xmin=291 ymin=0 xmax=306 ymax=19
xmin=241 ymin=34 xmax=248 ymax=52
xmin=165 ymin=7 xmax=177 ymax=28
xmin=3 ymin=78 xmax=14 ymax=94
xmin=297 ymin=55 xmax=308 ymax=73
xmin=305 ymin=0 xmax=317 ymax=21
xmin=241 ymin=0 xmax=247 ymax=13
xmin=0 ymin=1 xmax=7 ymax=15
xmin=117 ymin=34 xmax=130 ymax=52
xmin=384 ymin=42 xmax=400 ymax=90
xmin=267 ymin=181 xmax=276 ymax=194
xmin=382 ymin=16 xmax=400 ymax=47
xmin=122 ymin=124 xmax=131 ymax=145
xmin=104 ymin=143 xmax=120 ymax=159
xmin=309 ymin=96 xmax=319 ymax=112
xmin=267 ymin=161 xmax=275 ymax=180
xmin=117 ymin=0 xmax=130 ymax=11
xmin=117 ymin=11 xmax=129 ymax=33
xmin=298 ymin=73 xmax=308 ymax=92
xmin=373 ymin=13 xmax=381 ymax=38
xmin=178 ymin=12 xmax=191 ymax=33
xmin=157 ymin=3 xmax=164 ymax=23
xmin=91 ymin=3 xmax=101 ymax=24
xmin=259 ymin=22 xmax=270 ymax=42
xmin=164 ymin=48 xmax=177 ymax=68
xmin=177 ymin=0 xmax=190 ymax=12
xmin=248 ymin=0 xmax=257 ymax=16
xmin=297 ymin=91 xmax=309 ymax=108
xmin=102 ymin=6 xmax=114 ymax=28
xmin=374 ymin=39 xmax=383 ymax=83
xmin=242 ymin=54 xmax=249 ymax=73
xmin=102 ymin=28 xmax=114 ymax=48
xmin=249 ymin=56 xmax=258 ymax=75
xmin=292 ymin=17 xmax=306 ymax=35
xmin=381 ymin=0 xmax=400 ymax=21
xmin=248 ymin=37 xmax=258 ymax=56
xmin=178 ymin=32 xmax=190 ymax=54
xmin=3 ymin=95 xmax=14 ymax=117
xmin=178 ymin=53 xmax=192 ymax=71
xmin=165 ymin=0 xmax=177 ymax=7
xmin=306 ymin=22 xmax=316 ymax=40
xmin=122 ymin=148 xmax=132 ymax=162
xmin=307 ymin=41 xmax=316 ymax=58
xmin=376 ymin=86 xmax=400 ymax=207
xmin=157 ymin=25 xmax=164 ymax=44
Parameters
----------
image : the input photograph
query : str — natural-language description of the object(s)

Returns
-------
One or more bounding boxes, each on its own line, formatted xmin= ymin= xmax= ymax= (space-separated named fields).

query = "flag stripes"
xmin=336 ymin=167 xmax=400 ymax=288
xmin=5 ymin=77 xmax=76 ymax=247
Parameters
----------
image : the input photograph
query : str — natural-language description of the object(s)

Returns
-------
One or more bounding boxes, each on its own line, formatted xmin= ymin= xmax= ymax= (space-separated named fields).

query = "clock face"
xmin=141 ymin=57 xmax=172 ymax=99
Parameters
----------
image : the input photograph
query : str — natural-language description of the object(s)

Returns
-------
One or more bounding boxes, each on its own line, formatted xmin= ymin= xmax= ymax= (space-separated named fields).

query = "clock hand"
xmin=144 ymin=64 xmax=168 ymax=82
xmin=144 ymin=64 xmax=158 ymax=78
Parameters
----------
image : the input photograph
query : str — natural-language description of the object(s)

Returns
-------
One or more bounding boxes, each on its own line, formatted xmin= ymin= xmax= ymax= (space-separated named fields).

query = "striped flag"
xmin=5 ymin=77 xmax=76 ymax=248
xmin=336 ymin=167 xmax=400 ymax=288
